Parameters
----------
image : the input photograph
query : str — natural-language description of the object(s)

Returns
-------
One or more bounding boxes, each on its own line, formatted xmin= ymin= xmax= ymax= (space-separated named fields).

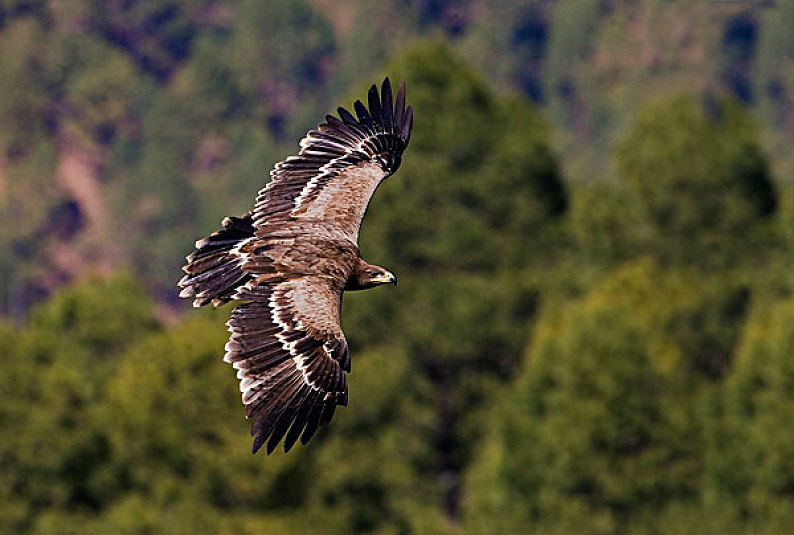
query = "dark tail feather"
xmin=178 ymin=212 xmax=255 ymax=307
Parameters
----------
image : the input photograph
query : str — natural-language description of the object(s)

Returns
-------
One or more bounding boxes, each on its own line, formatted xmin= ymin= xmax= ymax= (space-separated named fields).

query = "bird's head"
xmin=348 ymin=265 xmax=397 ymax=291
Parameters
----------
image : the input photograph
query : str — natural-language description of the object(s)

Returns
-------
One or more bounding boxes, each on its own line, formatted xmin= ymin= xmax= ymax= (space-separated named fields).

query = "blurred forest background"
xmin=2 ymin=0 xmax=794 ymax=533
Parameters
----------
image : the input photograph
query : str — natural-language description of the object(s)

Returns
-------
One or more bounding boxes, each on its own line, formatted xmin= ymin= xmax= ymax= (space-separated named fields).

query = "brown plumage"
xmin=178 ymin=78 xmax=412 ymax=454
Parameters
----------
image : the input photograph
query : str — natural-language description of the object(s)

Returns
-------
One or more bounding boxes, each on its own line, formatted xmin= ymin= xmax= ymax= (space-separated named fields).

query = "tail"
xmin=178 ymin=212 xmax=256 ymax=307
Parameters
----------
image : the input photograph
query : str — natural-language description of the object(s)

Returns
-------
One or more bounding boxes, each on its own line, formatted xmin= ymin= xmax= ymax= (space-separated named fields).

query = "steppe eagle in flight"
xmin=179 ymin=78 xmax=412 ymax=454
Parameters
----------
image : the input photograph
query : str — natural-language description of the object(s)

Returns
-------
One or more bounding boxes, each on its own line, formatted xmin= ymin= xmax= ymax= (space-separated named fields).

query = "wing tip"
xmin=252 ymin=434 xmax=267 ymax=455
xmin=381 ymin=77 xmax=394 ymax=130
xmin=402 ymin=104 xmax=413 ymax=142
xmin=319 ymin=77 xmax=410 ymax=147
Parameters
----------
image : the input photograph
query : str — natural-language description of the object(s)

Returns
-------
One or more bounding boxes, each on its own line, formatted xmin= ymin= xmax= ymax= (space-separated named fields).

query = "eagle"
xmin=178 ymin=78 xmax=412 ymax=454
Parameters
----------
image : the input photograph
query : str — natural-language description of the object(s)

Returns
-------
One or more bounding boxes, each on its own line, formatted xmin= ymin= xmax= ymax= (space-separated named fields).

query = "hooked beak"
xmin=373 ymin=271 xmax=397 ymax=286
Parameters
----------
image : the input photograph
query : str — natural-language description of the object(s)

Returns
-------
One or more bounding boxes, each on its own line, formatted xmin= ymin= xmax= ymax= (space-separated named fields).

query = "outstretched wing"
xmin=226 ymin=276 xmax=350 ymax=454
xmin=253 ymin=77 xmax=413 ymax=243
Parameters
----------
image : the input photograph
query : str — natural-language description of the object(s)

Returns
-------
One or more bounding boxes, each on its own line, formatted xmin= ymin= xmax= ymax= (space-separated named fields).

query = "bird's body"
xmin=179 ymin=79 xmax=412 ymax=454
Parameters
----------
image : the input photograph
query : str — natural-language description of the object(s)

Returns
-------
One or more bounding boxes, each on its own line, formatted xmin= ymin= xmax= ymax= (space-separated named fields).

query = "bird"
xmin=178 ymin=78 xmax=413 ymax=454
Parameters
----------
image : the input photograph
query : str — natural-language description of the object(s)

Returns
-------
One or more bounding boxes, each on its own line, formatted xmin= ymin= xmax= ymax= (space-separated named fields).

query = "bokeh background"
xmin=2 ymin=1 xmax=794 ymax=533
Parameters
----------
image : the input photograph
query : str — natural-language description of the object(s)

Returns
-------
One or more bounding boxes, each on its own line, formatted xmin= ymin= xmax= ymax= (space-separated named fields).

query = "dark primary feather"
xmin=355 ymin=100 xmax=372 ymax=125
xmin=381 ymin=78 xmax=394 ymax=131
xmin=368 ymin=84 xmax=382 ymax=126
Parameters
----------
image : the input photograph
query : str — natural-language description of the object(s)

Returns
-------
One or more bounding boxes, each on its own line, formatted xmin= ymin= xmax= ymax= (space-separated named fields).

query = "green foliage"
xmin=0 ymin=274 xmax=444 ymax=534
xmin=585 ymin=260 xmax=751 ymax=381
xmin=462 ymin=252 xmax=787 ymax=533
xmin=570 ymin=180 xmax=646 ymax=265
xmin=61 ymin=37 xmax=138 ymax=144
xmin=86 ymin=0 xmax=211 ymax=80
xmin=97 ymin=312 xmax=313 ymax=515
xmin=0 ymin=274 xmax=159 ymax=533
xmin=0 ymin=19 xmax=60 ymax=314
xmin=457 ymin=2 xmax=548 ymax=101
xmin=0 ymin=19 xmax=50 ymax=154
xmin=293 ymin=346 xmax=444 ymax=534
xmin=231 ymin=0 xmax=335 ymax=140
xmin=29 ymin=272 xmax=157 ymax=355
xmin=616 ymin=94 xmax=776 ymax=264
xmin=704 ymin=299 xmax=794 ymax=532
xmin=465 ymin=290 xmax=701 ymax=535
